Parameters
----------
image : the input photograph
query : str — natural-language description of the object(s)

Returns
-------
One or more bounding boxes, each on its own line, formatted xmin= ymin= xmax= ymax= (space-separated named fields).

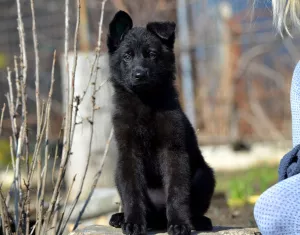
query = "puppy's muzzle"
xmin=133 ymin=67 xmax=149 ymax=80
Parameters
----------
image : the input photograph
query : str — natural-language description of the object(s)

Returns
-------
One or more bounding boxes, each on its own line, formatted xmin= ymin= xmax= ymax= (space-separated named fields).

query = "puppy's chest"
xmin=115 ymin=104 xmax=157 ymax=139
xmin=131 ymin=110 xmax=156 ymax=145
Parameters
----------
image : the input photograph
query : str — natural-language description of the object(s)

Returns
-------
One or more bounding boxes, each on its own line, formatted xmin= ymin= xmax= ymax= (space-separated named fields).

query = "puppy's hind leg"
xmin=191 ymin=166 xmax=215 ymax=231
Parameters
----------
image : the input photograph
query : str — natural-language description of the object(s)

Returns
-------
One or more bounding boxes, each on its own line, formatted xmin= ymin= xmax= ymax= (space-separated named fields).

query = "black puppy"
xmin=107 ymin=11 xmax=216 ymax=235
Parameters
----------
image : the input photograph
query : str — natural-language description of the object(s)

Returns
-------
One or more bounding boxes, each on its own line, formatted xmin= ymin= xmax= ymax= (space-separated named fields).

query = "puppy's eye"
xmin=123 ymin=53 xmax=132 ymax=62
xmin=149 ymin=51 xmax=157 ymax=59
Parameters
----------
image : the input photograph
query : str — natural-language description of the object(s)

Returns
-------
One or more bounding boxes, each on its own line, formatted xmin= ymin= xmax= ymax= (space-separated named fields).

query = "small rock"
xmin=231 ymin=210 xmax=240 ymax=218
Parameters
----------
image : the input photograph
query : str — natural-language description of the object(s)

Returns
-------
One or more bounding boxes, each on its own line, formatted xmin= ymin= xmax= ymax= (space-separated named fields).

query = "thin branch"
xmin=80 ymin=0 xmax=107 ymax=102
xmin=5 ymin=62 xmax=23 ymax=231
xmin=5 ymin=95 xmax=17 ymax=152
xmin=29 ymin=222 xmax=37 ymax=235
xmin=14 ymin=56 xmax=21 ymax=111
xmin=0 ymin=104 xmax=5 ymax=136
xmin=25 ymin=181 xmax=30 ymax=235
xmin=52 ymin=119 xmax=64 ymax=186
xmin=96 ymin=0 xmax=107 ymax=52
xmin=15 ymin=0 xmax=28 ymax=230
xmin=69 ymin=96 xmax=80 ymax=153
xmin=25 ymin=125 xmax=30 ymax=175
xmin=20 ymin=102 xmax=47 ymax=235
xmin=30 ymin=0 xmax=41 ymax=138
xmin=95 ymin=79 xmax=108 ymax=93
xmin=50 ymin=196 xmax=60 ymax=235
xmin=14 ymin=123 xmax=24 ymax=232
xmin=73 ymin=128 xmax=114 ymax=230
xmin=36 ymin=50 xmax=56 ymax=235
xmin=6 ymin=68 xmax=14 ymax=109
xmin=5 ymin=67 xmax=17 ymax=149
xmin=16 ymin=0 xmax=28 ymax=84
xmin=9 ymin=136 xmax=15 ymax=171
xmin=56 ymin=175 xmax=76 ymax=235
xmin=27 ymin=101 xmax=47 ymax=183
xmin=62 ymin=96 xmax=95 ymax=234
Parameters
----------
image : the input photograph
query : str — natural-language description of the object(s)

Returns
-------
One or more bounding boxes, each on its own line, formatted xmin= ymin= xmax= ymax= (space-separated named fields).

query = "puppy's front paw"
xmin=122 ymin=222 xmax=147 ymax=235
xmin=109 ymin=212 xmax=124 ymax=228
xmin=168 ymin=224 xmax=191 ymax=235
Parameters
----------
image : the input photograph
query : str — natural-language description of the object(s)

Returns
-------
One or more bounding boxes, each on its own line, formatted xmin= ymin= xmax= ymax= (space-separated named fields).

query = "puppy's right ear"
xmin=147 ymin=22 xmax=176 ymax=49
xmin=107 ymin=11 xmax=133 ymax=53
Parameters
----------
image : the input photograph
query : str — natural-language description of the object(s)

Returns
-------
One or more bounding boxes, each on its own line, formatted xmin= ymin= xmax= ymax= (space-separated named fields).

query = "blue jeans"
xmin=254 ymin=61 xmax=300 ymax=235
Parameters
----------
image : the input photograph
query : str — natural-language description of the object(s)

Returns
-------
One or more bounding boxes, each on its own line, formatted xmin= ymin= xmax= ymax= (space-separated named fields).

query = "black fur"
xmin=107 ymin=11 xmax=216 ymax=235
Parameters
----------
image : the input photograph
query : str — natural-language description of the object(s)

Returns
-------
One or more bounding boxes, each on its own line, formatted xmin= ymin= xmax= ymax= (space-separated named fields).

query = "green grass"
xmin=216 ymin=164 xmax=278 ymax=202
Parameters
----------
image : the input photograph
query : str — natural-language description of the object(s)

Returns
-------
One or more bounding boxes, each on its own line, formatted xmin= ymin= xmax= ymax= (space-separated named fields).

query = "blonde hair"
xmin=271 ymin=0 xmax=300 ymax=36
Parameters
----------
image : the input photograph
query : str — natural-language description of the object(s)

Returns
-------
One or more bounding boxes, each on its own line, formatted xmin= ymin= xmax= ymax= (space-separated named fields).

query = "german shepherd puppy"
xmin=107 ymin=11 xmax=215 ymax=235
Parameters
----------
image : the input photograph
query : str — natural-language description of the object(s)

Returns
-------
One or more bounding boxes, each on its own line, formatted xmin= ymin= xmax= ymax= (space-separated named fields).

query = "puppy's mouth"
xmin=128 ymin=78 xmax=156 ymax=93
xmin=129 ymin=76 xmax=152 ymax=87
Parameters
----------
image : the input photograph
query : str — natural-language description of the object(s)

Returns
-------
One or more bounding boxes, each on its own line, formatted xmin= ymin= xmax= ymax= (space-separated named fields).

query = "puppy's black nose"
xmin=134 ymin=67 xmax=147 ymax=79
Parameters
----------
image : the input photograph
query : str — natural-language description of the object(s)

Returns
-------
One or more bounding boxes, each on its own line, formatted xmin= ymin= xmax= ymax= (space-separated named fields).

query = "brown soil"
xmin=207 ymin=193 xmax=257 ymax=228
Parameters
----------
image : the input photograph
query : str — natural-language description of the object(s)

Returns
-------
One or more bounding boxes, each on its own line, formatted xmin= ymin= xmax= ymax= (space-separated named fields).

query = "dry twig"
xmin=30 ymin=0 xmax=41 ymax=137
xmin=56 ymin=175 xmax=76 ymax=235
xmin=0 ymin=104 xmax=5 ymax=137
xmin=36 ymin=50 xmax=56 ymax=235
xmin=14 ymin=56 xmax=21 ymax=111
xmin=73 ymin=128 xmax=114 ymax=230
xmin=52 ymin=119 xmax=64 ymax=186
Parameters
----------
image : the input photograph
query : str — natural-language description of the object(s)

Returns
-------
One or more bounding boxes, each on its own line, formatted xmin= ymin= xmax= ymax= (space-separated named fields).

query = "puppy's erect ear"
xmin=146 ymin=22 xmax=176 ymax=49
xmin=107 ymin=11 xmax=133 ymax=53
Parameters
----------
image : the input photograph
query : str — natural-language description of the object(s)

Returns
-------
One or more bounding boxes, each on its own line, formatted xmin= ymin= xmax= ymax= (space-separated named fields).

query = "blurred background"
xmin=0 ymin=0 xmax=298 ymax=231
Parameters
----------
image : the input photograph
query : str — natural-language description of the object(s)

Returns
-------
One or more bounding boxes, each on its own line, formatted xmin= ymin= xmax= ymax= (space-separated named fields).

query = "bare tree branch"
xmin=73 ymin=128 xmax=114 ymax=230
xmin=0 ymin=104 xmax=5 ymax=137
xmin=14 ymin=56 xmax=21 ymax=111
xmin=56 ymin=175 xmax=76 ymax=235
xmin=30 ymin=0 xmax=41 ymax=138
xmin=36 ymin=50 xmax=56 ymax=235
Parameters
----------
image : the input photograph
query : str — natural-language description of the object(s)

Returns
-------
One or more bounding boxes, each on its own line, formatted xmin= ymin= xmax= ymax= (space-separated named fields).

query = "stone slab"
xmin=69 ymin=225 xmax=260 ymax=235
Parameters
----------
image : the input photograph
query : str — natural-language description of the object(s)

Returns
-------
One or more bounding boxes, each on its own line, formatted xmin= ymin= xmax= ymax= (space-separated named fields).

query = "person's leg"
xmin=291 ymin=62 xmax=300 ymax=147
xmin=254 ymin=62 xmax=300 ymax=234
xmin=254 ymin=173 xmax=300 ymax=235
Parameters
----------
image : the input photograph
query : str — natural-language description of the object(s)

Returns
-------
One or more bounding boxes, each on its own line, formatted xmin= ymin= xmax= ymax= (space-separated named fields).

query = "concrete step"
xmin=69 ymin=225 xmax=260 ymax=235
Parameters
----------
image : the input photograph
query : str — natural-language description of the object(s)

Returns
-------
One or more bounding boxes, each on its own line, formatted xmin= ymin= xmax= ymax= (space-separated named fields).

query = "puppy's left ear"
xmin=107 ymin=11 xmax=133 ymax=53
xmin=147 ymin=22 xmax=176 ymax=49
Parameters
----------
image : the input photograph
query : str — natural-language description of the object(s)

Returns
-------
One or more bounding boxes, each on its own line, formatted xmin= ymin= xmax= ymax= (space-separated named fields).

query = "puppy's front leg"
xmin=163 ymin=149 xmax=191 ymax=235
xmin=116 ymin=154 xmax=147 ymax=235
